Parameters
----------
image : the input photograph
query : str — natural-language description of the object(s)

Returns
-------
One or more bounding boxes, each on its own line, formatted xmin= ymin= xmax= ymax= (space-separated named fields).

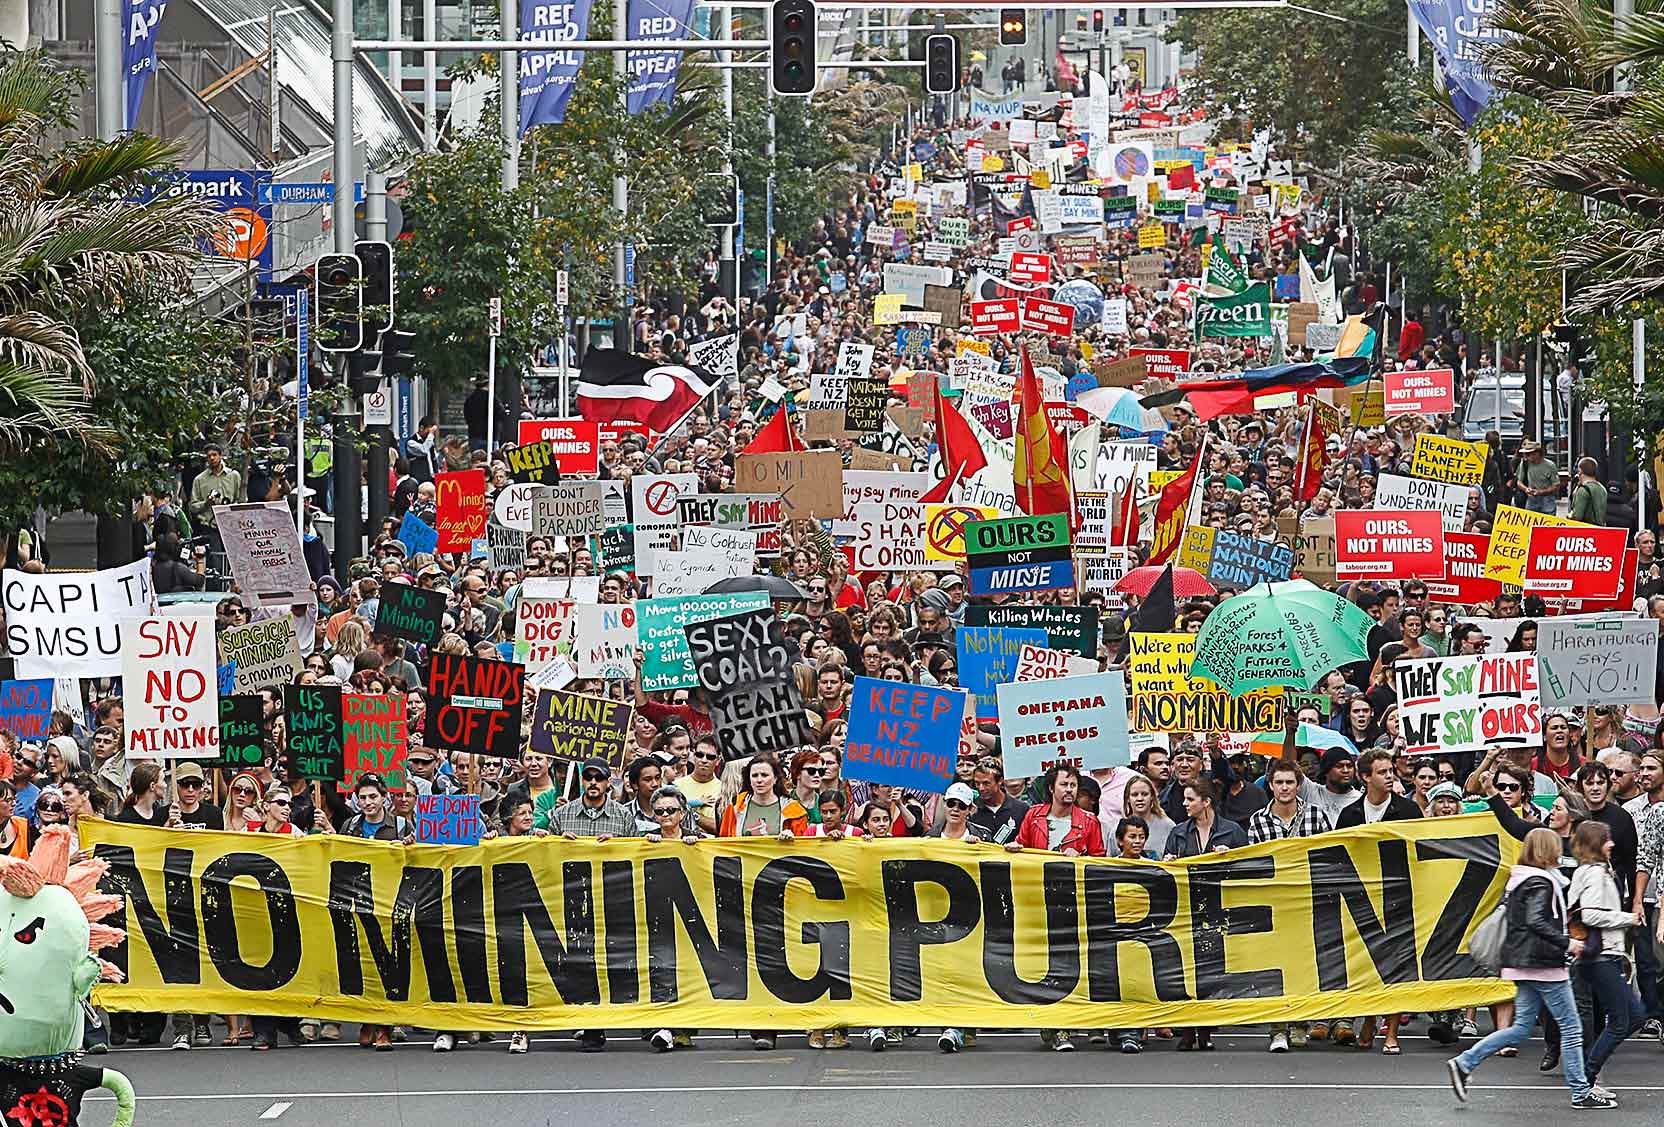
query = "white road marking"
xmin=259 ymin=1103 xmax=291 ymax=1119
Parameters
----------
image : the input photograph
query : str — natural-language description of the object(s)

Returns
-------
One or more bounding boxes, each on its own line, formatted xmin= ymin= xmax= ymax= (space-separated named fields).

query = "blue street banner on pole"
xmin=296 ymin=288 xmax=310 ymax=420
xmin=843 ymin=676 xmax=967 ymax=793
xmin=123 ymin=0 xmax=168 ymax=130
xmin=1406 ymin=0 xmax=1498 ymax=126
xmin=520 ymin=0 xmax=595 ymax=133
xmin=625 ymin=0 xmax=696 ymax=113
xmin=257 ymin=182 xmax=366 ymax=207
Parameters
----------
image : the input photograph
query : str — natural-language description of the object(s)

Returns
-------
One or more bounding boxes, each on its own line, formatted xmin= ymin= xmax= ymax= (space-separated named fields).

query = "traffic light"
xmin=315 ymin=252 xmax=362 ymax=353
xmin=770 ymin=0 xmax=816 ymax=96
xmin=380 ymin=328 xmax=417 ymax=380
xmin=999 ymin=9 xmax=1026 ymax=45
xmin=924 ymin=33 xmax=960 ymax=95
xmin=1093 ymin=9 xmax=1105 ymax=33
xmin=346 ymin=348 xmax=382 ymax=394
xmin=698 ymin=172 xmax=739 ymax=228
xmin=355 ymin=239 xmax=394 ymax=336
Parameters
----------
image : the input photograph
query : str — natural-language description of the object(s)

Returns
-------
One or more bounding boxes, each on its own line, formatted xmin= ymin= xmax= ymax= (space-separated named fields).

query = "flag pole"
xmin=645 ymin=382 xmax=725 ymax=465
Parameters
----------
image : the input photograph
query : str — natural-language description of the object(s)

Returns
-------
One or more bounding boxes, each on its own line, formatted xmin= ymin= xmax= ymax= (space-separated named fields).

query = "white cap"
xmin=945 ymin=782 xmax=977 ymax=804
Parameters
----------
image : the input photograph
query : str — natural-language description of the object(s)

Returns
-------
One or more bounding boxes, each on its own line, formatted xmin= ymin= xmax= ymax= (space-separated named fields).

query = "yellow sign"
xmin=84 ymin=819 xmax=1517 ymax=1031
xmin=1349 ymin=381 xmax=1385 ymax=428
xmin=1484 ymin=505 xmax=1591 ymax=585
xmin=906 ymin=162 xmax=923 ymax=182
xmin=981 ymin=154 xmax=1005 ymax=172
xmin=1174 ymin=524 xmax=1217 ymax=573
xmin=1409 ymin=433 xmax=1488 ymax=486
xmin=1029 ymin=169 xmax=1052 ymax=190
xmin=1138 ymin=223 xmax=1166 ymax=250
xmin=924 ymin=504 xmax=1002 ymax=561
xmin=957 ymin=338 xmax=992 ymax=357
xmin=1150 ymin=470 xmax=1183 ymax=491
xmin=1126 ymin=632 xmax=1285 ymax=732
xmin=874 ymin=294 xmax=905 ymax=325
xmin=1199 ymin=244 xmax=1212 ymax=273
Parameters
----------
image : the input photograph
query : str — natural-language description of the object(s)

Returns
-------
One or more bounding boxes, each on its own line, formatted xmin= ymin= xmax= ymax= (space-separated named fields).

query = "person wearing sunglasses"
xmin=0 ymin=780 xmax=26 ymax=860
xmin=674 ymin=736 xmax=724 ymax=834
xmin=640 ymin=785 xmax=703 ymax=1052
xmin=222 ymin=770 xmax=263 ymax=832
xmin=928 ymin=782 xmax=983 ymax=844
xmin=27 ymin=784 xmax=67 ymax=852
xmin=789 ymin=749 xmax=825 ymax=824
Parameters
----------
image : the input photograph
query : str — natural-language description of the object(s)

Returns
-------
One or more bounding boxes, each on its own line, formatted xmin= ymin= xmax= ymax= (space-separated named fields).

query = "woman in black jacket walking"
xmin=1445 ymin=828 xmax=1615 ymax=1109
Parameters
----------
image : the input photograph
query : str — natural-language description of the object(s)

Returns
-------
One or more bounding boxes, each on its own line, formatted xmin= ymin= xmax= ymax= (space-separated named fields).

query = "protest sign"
xmin=924 ymin=504 xmax=1001 ymax=562
xmin=1395 ymin=654 xmax=1540 ymax=757
xmin=1334 ymin=510 xmax=1445 ymax=579
xmin=850 ymin=503 xmax=945 ymax=572
xmin=1013 ymin=644 xmax=1098 ymax=682
xmin=1206 ymin=530 xmax=1293 ymax=589
xmin=598 ymin=524 xmax=635 ymax=574
xmin=513 ymin=594 xmax=575 ymax=670
xmin=636 ymin=591 xmax=770 ymax=692
xmin=843 ymin=676 xmax=966 ymax=792
xmin=213 ymin=502 xmax=311 ymax=607
xmin=835 ymin=342 xmax=876 ymax=379
xmin=966 ymin=513 xmax=1075 ymax=595
xmin=0 ymin=678 xmax=52 ymax=740
xmin=569 ymin=603 xmax=637 ymax=679
xmin=121 ymin=615 xmax=218 ymax=759
xmin=963 ymin=604 xmax=1099 ymax=657
xmin=434 ymin=469 xmax=488 ymax=552
xmin=212 ymin=694 xmax=265 ymax=771
xmin=1176 ymin=524 xmax=1218 ymax=573
xmin=1020 ymin=296 xmax=1076 ymax=337
xmin=1384 ymin=368 xmax=1455 ymax=416
xmin=1126 ymin=632 xmax=1285 ymax=733
xmin=1522 ymin=525 xmax=1627 ymax=598
xmin=844 ymin=377 xmax=891 ymax=434
xmin=533 ymin=482 xmax=606 ymax=537
xmin=1483 ymin=505 xmax=1590 ymax=586
xmin=396 ymin=511 xmax=439 ymax=557
xmin=425 ymin=653 xmax=524 ymax=758
xmin=505 ymin=439 xmax=558 ymax=484
xmin=1563 ymin=547 xmax=1640 ymax=614
xmin=1375 ymin=473 xmax=1470 ymax=533
xmin=1196 ymin=283 xmax=1272 ymax=337
xmin=1409 ymin=433 xmax=1487 ymax=485
xmin=373 ymin=582 xmax=448 ymax=647
xmin=516 ymin=419 xmax=600 ymax=477
xmin=958 ymin=625 xmax=1047 ymax=720
xmin=284 ymin=684 xmax=343 ymax=780
xmin=970 ymin=299 xmax=1021 ymax=334
xmin=1535 ymin=614 xmax=1658 ymax=707
xmin=415 ymin=794 xmax=483 ymax=845
xmin=218 ymin=617 xmax=302 ymax=695
xmin=997 ymin=672 xmax=1131 ymax=776
xmin=1426 ymin=532 xmax=1503 ymax=604
xmin=529 ymin=689 xmax=633 ymax=765
xmin=1293 ymin=518 xmax=1337 ymax=586
xmin=1010 ymin=252 xmax=1052 ymax=284
xmin=2 ymin=558 xmax=155 ymax=678
xmin=341 ymin=692 xmax=407 ymax=793
xmin=735 ymin=451 xmax=843 ymax=519
xmin=631 ymin=472 xmax=699 ymax=575
xmin=652 ymin=541 xmax=754 ymax=598
xmin=685 ymin=607 xmax=810 ymax=761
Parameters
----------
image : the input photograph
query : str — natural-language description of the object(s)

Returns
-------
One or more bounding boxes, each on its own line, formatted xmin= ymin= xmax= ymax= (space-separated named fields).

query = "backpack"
xmin=1468 ymin=890 xmax=1510 ymax=975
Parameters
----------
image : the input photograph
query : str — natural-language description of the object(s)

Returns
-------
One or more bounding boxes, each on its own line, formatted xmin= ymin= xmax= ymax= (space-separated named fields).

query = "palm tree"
xmin=0 ymin=49 xmax=217 ymax=452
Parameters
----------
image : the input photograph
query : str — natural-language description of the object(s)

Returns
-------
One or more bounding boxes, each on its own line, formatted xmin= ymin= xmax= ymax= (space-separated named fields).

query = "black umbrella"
xmin=703 ymin=574 xmax=808 ymax=600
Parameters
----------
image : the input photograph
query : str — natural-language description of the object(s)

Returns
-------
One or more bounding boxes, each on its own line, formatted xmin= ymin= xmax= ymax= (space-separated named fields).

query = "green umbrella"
xmin=1188 ymin=579 xmax=1374 ymax=693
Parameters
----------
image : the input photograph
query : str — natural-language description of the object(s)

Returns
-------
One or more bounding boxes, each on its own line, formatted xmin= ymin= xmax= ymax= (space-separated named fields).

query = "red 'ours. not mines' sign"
xmin=1383 ymin=368 xmax=1455 ymax=415
xmin=1522 ymin=524 xmax=1628 ymax=598
xmin=1334 ymin=509 xmax=1446 ymax=580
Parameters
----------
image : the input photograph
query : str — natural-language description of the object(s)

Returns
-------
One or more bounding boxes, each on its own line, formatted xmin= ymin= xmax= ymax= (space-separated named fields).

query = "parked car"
xmin=1457 ymin=374 xmax=1568 ymax=450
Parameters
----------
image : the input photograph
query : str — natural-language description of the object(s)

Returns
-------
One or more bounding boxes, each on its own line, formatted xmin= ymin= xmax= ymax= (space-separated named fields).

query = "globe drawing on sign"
xmin=1113 ymin=145 xmax=1152 ymax=181
xmin=1055 ymin=279 xmax=1105 ymax=326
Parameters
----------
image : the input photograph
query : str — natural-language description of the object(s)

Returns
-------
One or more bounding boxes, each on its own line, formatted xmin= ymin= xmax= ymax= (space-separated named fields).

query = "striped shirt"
xmin=547 ymin=797 xmax=639 ymax=838
xmin=1248 ymin=799 xmax=1332 ymax=844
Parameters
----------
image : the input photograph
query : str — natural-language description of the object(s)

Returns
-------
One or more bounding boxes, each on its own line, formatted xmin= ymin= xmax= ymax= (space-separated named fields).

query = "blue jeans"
xmin=1579 ymin=955 xmax=1646 ymax=1079
xmin=1522 ymin=494 xmax=1557 ymax=515
xmin=1457 ymin=978 xmax=1589 ymax=1100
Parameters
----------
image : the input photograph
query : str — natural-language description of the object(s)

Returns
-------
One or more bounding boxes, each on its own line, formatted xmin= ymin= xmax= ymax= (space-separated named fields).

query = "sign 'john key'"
xmin=684 ymin=607 xmax=809 ymax=760
xmin=425 ymin=652 xmax=525 ymax=757
xmin=283 ymin=684 xmax=343 ymax=781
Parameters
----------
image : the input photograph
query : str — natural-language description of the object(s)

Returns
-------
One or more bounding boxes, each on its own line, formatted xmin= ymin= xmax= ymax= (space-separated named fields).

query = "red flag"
xmin=1013 ymin=345 xmax=1073 ymax=520
xmin=924 ymin=379 xmax=988 ymax=501
xmin=1297 ymin=402 xmax=1326 ymax=502
xmin=1147 ymin=444 xmax=1205 ymax=565
xmin=742 ymin=408 xmax=805 ymax=456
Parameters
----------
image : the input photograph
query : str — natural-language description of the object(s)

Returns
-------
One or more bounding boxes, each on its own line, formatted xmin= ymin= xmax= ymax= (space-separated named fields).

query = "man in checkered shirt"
xmin=1248 ymin=758 xmax=1333 ymax=1054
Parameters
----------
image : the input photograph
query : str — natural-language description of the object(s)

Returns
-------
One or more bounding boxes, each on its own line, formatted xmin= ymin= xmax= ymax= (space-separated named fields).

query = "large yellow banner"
xmin=85 ymin=817 xmax=1517 ymax=1031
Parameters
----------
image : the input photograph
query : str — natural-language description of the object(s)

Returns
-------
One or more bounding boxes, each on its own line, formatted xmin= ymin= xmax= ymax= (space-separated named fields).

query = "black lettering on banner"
xmin=200 ymin=853 xmax=301 ymax=991
xmin=1083 ymin=864 xmax=1188 ymax=1002
xmin=325 ymin=861 xmax=453 ymax=1002
xmin=882 ymin=859 xmax=980 ymax=1002
xmin=1415 ymin=834 xmax=1501 ymax=981
xmin=979 ymin=861 xmax=1080 ymax=1004
xmin=751 ymin=856 xmax=853 ymax=1004
xmin=1187 ymin=856 xmax=1282 ymax=999
xmin=492 ymin=861 xmax=599 ymax=1007
xmin=94 ymin=845 xmax=201 ymax=984
xmin=451 ymin=865 xmax=494 ymax=1003
xmin=601 ymin=859 xmax=641 ymax=1004
xmin=644 ymin=855 xmax=748 ymax=1003
xmin=1308 ymin=840 xmax=1417 ymax=992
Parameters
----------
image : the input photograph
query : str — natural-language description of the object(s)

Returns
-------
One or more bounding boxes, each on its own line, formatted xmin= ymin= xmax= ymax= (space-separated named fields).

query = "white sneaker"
xmin=509 ymin=1032 xmax=529 ymax=1054
xmin=1588 ymin=1084 xmax=1616 ymax=1101
xmin=433 ymin=1033 xmax=455 ymax=1052
xmin=650 ymin=1029 xmax=674 ymax=1052
xmin=170 ymin=1034 xmax=191 ymax=1051
xmin=1268 ymin=1032 xmax=1290 ymax=1053
xmin=1052 ymin=1034 xmax=1075 ymax=1052
xmin=867 ymin=1028 xmax=887 ymax=1052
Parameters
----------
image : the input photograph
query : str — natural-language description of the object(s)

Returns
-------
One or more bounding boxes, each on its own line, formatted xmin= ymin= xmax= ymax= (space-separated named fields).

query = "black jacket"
xmin=1333 ymin=791 xmax=1423 ymax=829
xmin=1505 ymin=870 xmax=1572 ymax=969
xmin=1164 ymin=815 xmax=1250 ymax=859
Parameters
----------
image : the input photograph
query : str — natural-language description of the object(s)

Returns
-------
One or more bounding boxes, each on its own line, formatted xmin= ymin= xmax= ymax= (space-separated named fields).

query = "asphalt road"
xmin=82 ymin=1023 xmax=1664 ymax=1127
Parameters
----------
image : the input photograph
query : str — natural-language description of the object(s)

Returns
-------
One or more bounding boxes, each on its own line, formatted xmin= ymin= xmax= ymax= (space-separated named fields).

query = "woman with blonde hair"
xmin=330 ymin=619 xmax=370 ymax=680
xmin=1119 ymin=774 xmax=1175 ymax=857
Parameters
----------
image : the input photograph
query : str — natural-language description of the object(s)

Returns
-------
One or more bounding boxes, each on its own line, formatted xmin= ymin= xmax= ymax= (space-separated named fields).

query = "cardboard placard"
xmin=735 ymin=451 xmax=844 ymax=519
xmin=425 ymin=653 xmax=525 ymax=758
xmin=1334 ymin=510 xmax=1445 ymax=580
xmin=218 ymin=617 xmax=303 ymax=695
xmin=122 ymin=615 xmax=219 ymax=759
xmin=373 ymin=582 xmax=448 ymax=647
xmin=212 ymin=694 xmax=265 ymax=771
xmin=415 ymin=794 xmax=483 ymax=845
xmin=213 ymin=502 xmax=312 ymax=608
xmin=284 ymin=683 xmax=344 ymax=780
xmin=1395 ymin=654 xmax=1540 ymax=756
xmin=340 ymin=692 xmax=408 ymax=793
xmin=434 ymin=470 xmax=488 ymax=553
xmin=843 ymin=676 xmax=967 ymax=792
xmin=0 ymin=678 xmax=52 ymax=741
xmin=685 ymin=607 xmax=811 ymax=760
xmin=529 ymin=688 xmax=633 ymax=765
xmin=996 ymin=672 xmax=1131 ymax=776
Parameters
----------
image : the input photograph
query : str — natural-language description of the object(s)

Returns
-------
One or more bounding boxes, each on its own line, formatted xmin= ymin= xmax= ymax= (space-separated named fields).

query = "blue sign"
xmin=257 ymin=181 xmax=366 ymax=206
xmin=0 ymin=678 xmax=54 ymax=740
xmin=1274 ymin=273 xmax=1300 ymax=300
xmin=843 ymin=676 xmax=966 ymax=794
xmin=398 ymin=511 xmax=439 ymax=556
xmin=157 ymin=170 xmax=274 ymax=279
xmin=296 ymin=289 xmax=309 ymax=421
xmin=217 ymin=663 xmax=236 ymax=698
xmin=519 ymin=0 xmax=595 ymax=133
xmin=1065 ymin=372 xmax=1096 ymax=402
xmin=1407 ymin=0 xmax=1496 ymax=125
xmin=624 ymin=241 xmax=636 ymax=292
xmin=969 ymin=558 xmax=1076 ymax=597
xmin=1206 ymin=529 xmax=1293 ymax=590
xmin=415 ymin=794 xmax=483 ymax=845
xmin=123 ymin=0 xmax=168 ymax=130
xmin=625 ymin=0 xmax=696 ymax=113
xmin=957 ymin=627 xmax=1046 ymax=720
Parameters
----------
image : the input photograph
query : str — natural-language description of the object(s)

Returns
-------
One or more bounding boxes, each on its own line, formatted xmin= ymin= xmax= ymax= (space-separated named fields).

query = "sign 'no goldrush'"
xmin=88 ymin=817 xmax=1516 ymax=1029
